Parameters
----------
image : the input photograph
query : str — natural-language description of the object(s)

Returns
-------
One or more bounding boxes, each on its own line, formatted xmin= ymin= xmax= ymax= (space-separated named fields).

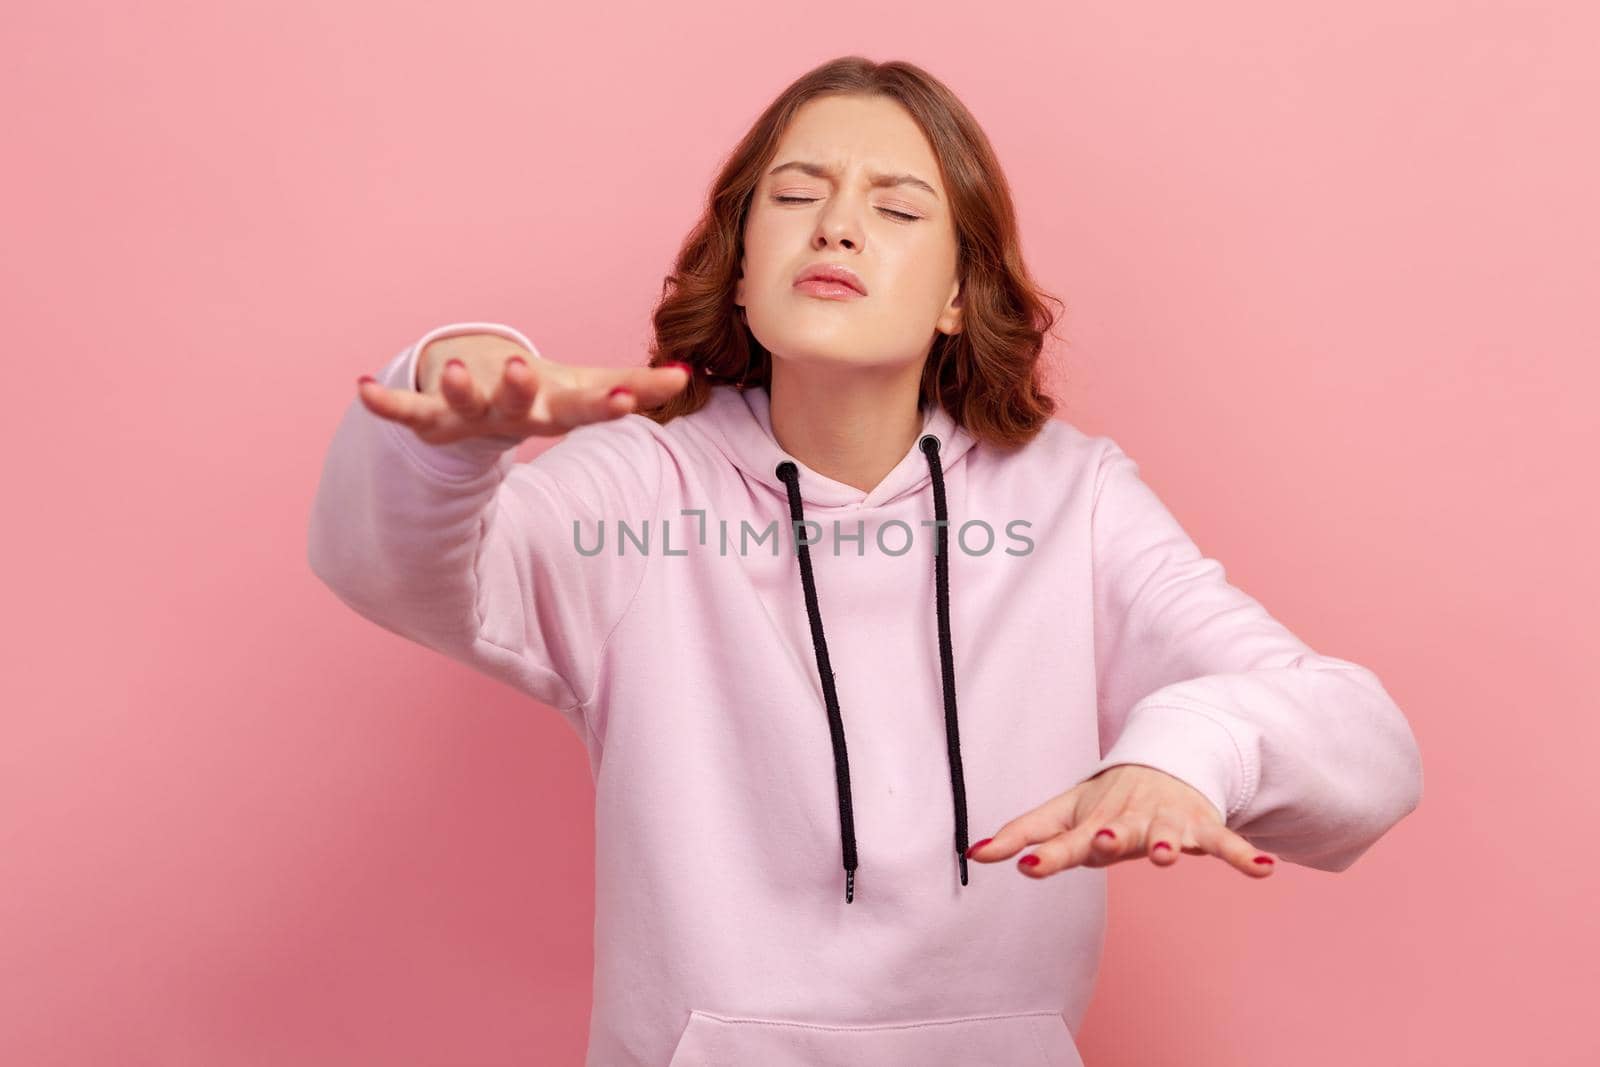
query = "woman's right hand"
xmin=356 ymin=333 xmax=692 ymax=446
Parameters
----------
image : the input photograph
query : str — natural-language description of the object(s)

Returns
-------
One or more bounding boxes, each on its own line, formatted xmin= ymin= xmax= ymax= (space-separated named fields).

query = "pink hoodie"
xmin=308 ymin=321 xmax=1423 ymax=1066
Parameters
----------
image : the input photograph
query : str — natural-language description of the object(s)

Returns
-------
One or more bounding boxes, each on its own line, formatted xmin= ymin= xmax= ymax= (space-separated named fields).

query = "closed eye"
xmin=773 ymin=195 xmax=921 ymax=222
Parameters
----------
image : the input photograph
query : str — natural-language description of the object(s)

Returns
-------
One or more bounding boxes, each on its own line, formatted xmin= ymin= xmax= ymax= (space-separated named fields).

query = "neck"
xmin=766 ymin=358 xmax=926 ymax=494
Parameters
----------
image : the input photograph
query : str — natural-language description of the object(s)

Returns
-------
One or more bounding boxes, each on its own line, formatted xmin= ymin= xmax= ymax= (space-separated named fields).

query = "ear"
xmin=936 ymin=276 xmax=963 ymax=336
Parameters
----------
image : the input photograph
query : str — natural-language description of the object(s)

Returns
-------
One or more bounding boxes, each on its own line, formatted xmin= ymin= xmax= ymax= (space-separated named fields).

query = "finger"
xmin=490 ymin=356 xmax=540 ymax=419
xmin=1082 ymin=815 xmax=1141 ymax=868
xmin=439 ymin=358 xmax=490 ymax=419
xmin=1016 ymin=828 xmax=1103 ymax=877
xmin=1062 ymin=776 xmax=1141 ymax=870
xmin=1146 ymin=815 xmax=1185 ymax=868
xmin=1191 ymin=821 xmax=1277 ymax=878
xmin=638 ymin=361 xmax=694 ymax=400
xmin=541 ymin=378 xmax=636 ymax=431
xmin=1027 ymin=808 xmax=1148 ymax=876
xmin=539 ymin=361 xmax=691 ymax=428
xmin=356 ymin=375 xmax=445 ymax=429
xmin=576 ymin=361 xmax=694 ymax=406
xmin=592 ymin=362 xmax=694 ymax=409
xmin=965 ymin=797 xmax=1074 ymax=863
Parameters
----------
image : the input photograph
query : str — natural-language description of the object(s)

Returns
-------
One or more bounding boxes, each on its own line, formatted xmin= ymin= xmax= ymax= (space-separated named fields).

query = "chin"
xmin=766 ymin=333 xmax=864 ymax=363
xmin=758 ymin=318 xmax=865 ymax=356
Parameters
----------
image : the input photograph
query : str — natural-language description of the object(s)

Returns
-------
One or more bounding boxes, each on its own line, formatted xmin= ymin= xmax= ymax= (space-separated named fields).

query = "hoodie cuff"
xmin=1083 ymin=702 xmax=1249 ymax=824
xmin=376 ymin=321 xmax=542 ymax=480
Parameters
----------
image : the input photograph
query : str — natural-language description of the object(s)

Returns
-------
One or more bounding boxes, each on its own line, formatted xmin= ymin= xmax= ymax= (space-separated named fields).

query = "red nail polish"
xmin=609 ymin=386 xmax=632 ymax=398
xmin=1253 ymin=855 xmax=1274 ymax=865
xmin=357 ymin=374 xmax=375 ymax=385
xmin=1095 ymin=829 xmax=1116 ymax=841
xmin=965 ymin=837 xmax=993 ymax=858
xmin=1019 ymin=854 xmax=1040 ymax=868
xmin=1152 ymin=841 xmax=1171 ymax=851
xmin=663 ymin=361 xmax=691 ymax=372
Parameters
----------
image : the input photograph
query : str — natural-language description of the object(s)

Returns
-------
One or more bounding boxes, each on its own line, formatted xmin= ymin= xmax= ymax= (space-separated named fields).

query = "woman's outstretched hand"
xmin=965 ymin=764 xmax=1277 ymax=879
xmin=356 ymin=332 xmax=692 ymax=446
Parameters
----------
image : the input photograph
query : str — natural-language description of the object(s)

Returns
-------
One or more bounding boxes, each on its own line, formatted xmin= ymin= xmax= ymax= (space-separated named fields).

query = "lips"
xmin=794 ymin=262 xmax=867 ymax=295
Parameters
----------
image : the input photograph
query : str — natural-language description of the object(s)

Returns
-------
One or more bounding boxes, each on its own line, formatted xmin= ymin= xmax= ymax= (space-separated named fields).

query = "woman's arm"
xmin=1085 ymin=440 xmax=1424 ymax=872
xmin=306 ymin=323 xmax=663 ymax=734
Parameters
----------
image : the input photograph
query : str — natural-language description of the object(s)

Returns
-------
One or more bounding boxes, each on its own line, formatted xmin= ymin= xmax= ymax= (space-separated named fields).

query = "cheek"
xmin=741 ymin=225 xmax=782 ymax=286
xmin=885 ymin=253 xmax=955 ymax=312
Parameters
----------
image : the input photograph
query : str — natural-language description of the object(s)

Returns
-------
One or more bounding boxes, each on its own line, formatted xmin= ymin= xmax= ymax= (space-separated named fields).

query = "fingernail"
xmin=1253 ymin=855 xmax=1274 ymax=865
xmin=357 ymin=374 xmax=375 ymax=386
xmin=1095 ymin=829 xmax=1116 ymax=841
xmin=965 ymin=837 xmax=993 ymax=858
xmin=1018 ymin=854 xmax=1041 ymax=868
xmin=1152 ymin=841 xmax=1171 ymax=852
xmin=506 ymin=356 xmax=527 ymax=369
xmin=609 ymin=386 xmax=633 ymax=398
xmin=662 ymin=361 xmax=691 ymax=373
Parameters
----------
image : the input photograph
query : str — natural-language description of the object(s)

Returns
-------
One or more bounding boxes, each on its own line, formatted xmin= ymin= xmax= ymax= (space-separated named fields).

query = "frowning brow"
xmin=767 ymin=160 xmax=940 ymax=200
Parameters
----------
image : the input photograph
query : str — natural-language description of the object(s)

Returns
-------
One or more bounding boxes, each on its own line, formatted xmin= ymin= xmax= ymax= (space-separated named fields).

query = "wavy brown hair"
xmin=637 ymin=56 xmax=1065 ymax=450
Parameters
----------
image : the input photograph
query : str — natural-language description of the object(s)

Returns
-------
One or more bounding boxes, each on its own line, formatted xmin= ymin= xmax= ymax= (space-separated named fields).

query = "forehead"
xmin=768 ymin=95 xmax=944 ymax=195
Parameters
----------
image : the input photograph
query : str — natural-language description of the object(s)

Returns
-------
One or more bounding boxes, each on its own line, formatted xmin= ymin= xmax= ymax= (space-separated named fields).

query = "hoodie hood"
xmin=695 ymin=382 xmax=983 ymax=902
xmin=700 ymin=383 xmax=979 ymax=509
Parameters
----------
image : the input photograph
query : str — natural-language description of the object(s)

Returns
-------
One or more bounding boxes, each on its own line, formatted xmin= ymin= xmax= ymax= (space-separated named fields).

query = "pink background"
xmin=3 ymin=3 xmax=1596 ymax=1064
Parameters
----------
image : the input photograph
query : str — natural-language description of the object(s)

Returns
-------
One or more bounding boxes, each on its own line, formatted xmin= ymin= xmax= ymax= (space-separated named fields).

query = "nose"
xmin=812 ymin=194 xmax=864 ymax=251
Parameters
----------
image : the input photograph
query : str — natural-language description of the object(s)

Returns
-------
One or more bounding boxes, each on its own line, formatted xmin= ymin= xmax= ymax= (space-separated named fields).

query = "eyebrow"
xmin=767 ymin=160 xmax=940 ymax=200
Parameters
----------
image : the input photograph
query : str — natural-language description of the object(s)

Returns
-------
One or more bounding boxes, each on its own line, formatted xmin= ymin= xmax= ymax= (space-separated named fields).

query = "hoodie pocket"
xmin=665 ymin=1007 xmax=1083 ymax=1066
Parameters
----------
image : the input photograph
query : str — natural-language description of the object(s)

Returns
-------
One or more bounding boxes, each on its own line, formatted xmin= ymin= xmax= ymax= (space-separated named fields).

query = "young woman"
xmin=309 ymin=57 xmax=1423 ymax=1067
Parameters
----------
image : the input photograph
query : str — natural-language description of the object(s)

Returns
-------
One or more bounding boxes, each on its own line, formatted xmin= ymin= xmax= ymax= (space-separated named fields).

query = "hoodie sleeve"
xmin=306 ymin=322 xmax=661 ymax=733
xmin=1081 ymin=439 xmax=1423 ymax=872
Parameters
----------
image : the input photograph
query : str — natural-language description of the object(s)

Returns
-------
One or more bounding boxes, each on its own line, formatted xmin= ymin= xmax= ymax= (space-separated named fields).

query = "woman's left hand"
xmin=965 ymin=764 xmax=1277 ymax=878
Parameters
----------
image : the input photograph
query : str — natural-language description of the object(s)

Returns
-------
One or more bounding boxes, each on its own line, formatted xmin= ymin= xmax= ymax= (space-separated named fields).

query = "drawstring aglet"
xmin=845 ymin=868 xmax=855 ymax=903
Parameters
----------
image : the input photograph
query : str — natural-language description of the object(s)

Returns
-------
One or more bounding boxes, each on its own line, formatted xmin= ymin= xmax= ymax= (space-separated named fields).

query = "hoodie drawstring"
xmin=774 ymin=432 xmax=970 ymax=903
